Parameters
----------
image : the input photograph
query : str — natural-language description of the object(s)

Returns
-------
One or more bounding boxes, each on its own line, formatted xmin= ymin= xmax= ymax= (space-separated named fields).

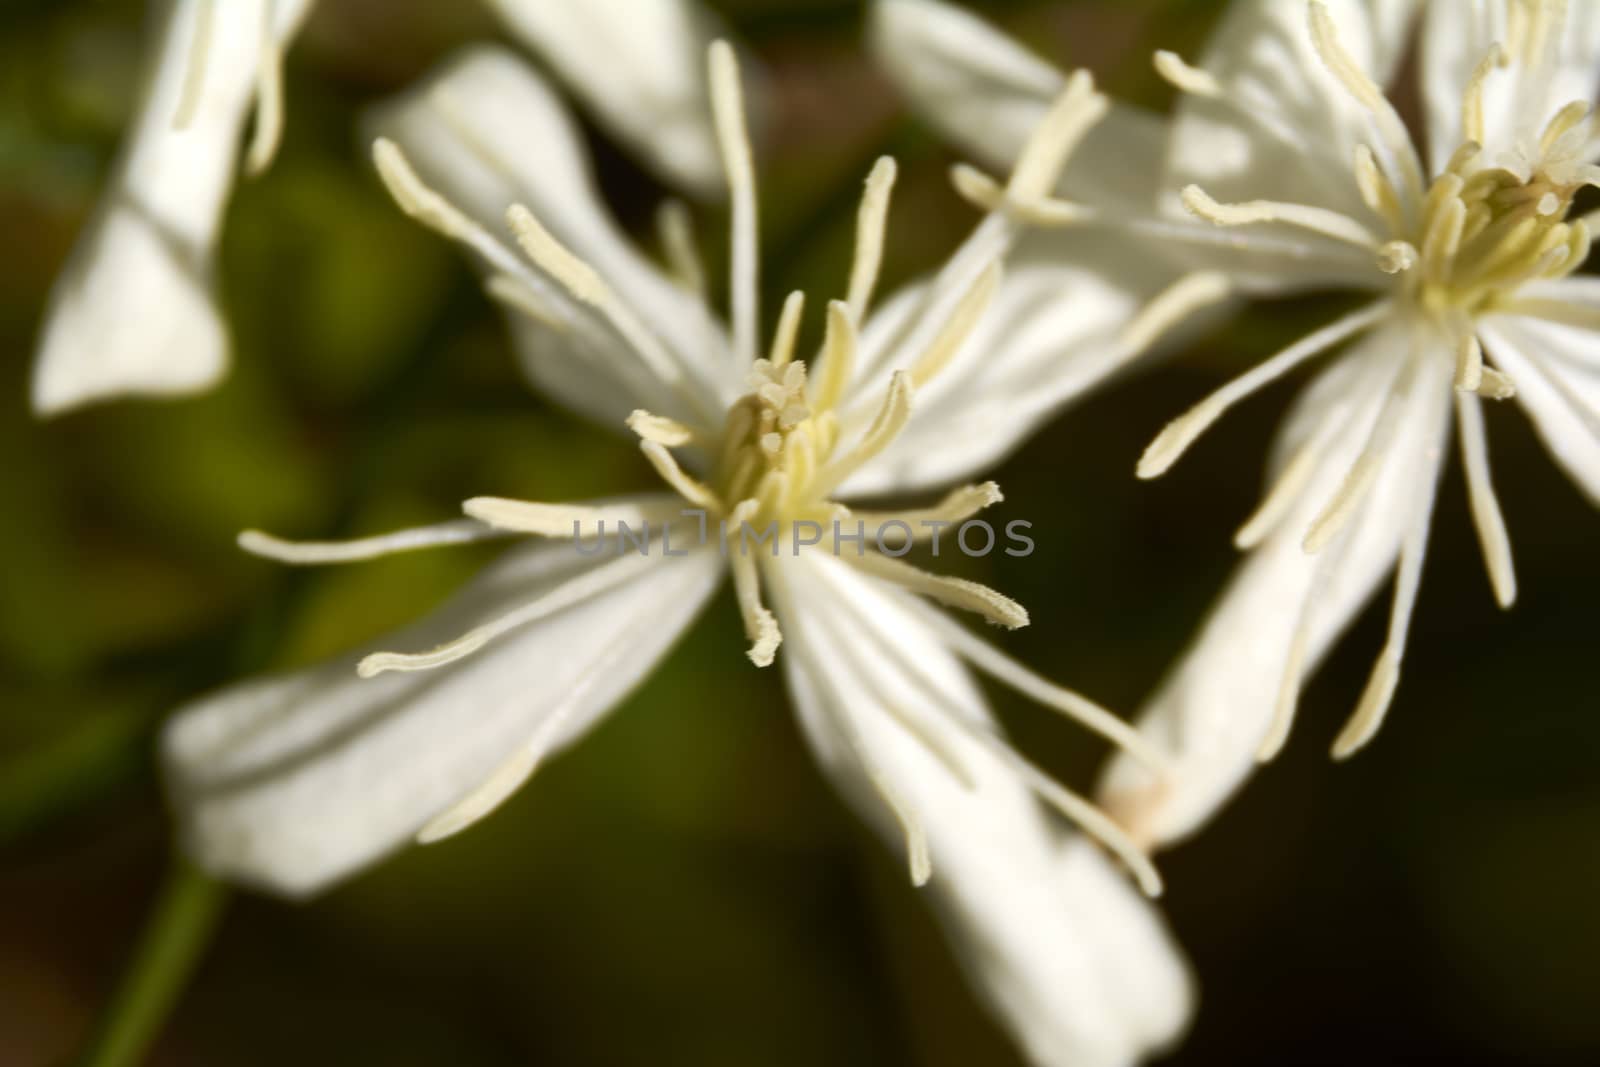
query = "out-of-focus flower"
xmin=161 ymin=43 xmax=1194 ymax=1067
xmin=31 ymin=0 xmax=734 ymax=416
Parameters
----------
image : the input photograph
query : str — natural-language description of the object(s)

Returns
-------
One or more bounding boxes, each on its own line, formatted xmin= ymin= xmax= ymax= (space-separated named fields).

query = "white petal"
xmin=1420 ymin=0 xmax=1600 ymax=168
xmin=1480 ymin=315 xmax=1600 ymax=506
xmin=842 ymin=233 xmax=1211 ymax=495
xmin=774 ymin=553 xmax=1191 ymax=1067
xmin=31 ymin=0 xmax=313 ymax=415
xmin=1162 ymin=0 xmax=1417 ymax=290
xmin=162 ymin=531 xmax=722 ymax=897
xmin=869 ymin=0 xmax=1169 ymax=215
xmin=364 ymin=47 xmax=737 ymax=429
xmin=483 ymin=0 xmax=732 ymax=197
xmin=1099 ymin=318 xmax=1452 ymax=847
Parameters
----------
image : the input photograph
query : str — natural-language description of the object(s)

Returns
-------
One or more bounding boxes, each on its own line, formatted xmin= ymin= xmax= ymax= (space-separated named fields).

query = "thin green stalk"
xmin=75 ymin=856 xmax=228 ymax=1067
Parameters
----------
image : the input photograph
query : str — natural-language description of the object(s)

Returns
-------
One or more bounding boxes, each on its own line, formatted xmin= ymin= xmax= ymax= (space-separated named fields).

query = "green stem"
xmin=75 ymin=856 xmax=228 ymax=1067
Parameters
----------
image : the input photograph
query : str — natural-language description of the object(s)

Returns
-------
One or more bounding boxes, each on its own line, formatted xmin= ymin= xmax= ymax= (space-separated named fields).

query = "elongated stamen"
xmin=173 ymin=0 xmax=217 ymax=128
xmin=358 ymin=551 xmax=659 ymax=678
xmin=1461 ymin=46 xmax=1502 ymax=145
xmin=950 ymin=164 xmax=1094 ymax=226
xmin=1153 ymin=50 xmax=1222 ymax=97
xmin=1235 ymin=433 xmax=1324 ymax=549
xmin=848 ymin=551 xmax=1026 ymax=629
xmin=907 ymin=263 xmax=1000 ymax=388
xmin=847 ymin=158 xmax=897 ymax=320
xmin=239 ymin=519 xmax=507 ymax=565
xmin=1454 ymin=330 xmax=1485 ymax=392
xmin=463 ymin=496 xmax=683 ymax=539
xmin=1303 ymin=356 xmax=1418 ymax=553
xmin=243 ymin=0 xmax=284 ymax=176
xmin=1118 ymin=271 xmax=1232 ymax=356
xmin=1010 ymin=69 xmax=1107 ymax=199
xmin=811 ymin=301 xmax=857 ymax=415
xmin=1139 ymin=301 xmax=1389 ymax=478
xmin=1456 ymin=391 xmax=1518 ymax=607
xmin=908 ymin=601 xmax=1165 ymax=773
xmin=729 ymin=533 xmax=781 ymax=667
xmin=815 ymin=372 xmax=913 ymax=494
xmin=1501 ymin=296 xmax=1600 ymax=331
xmin=627 ymin=409 xmax=702 ymax=448
xmin=656 ymin=199 xmax=705 ymax=297
xmin=853 ymin=483 xmax=1003 ymax=545
xmin=417 ymin=746 xmax=540 ymax=843
xmin=640 ymin=441 xmax=723 ymax=512
xmin=1257 ymin=532 xmax=1350 ymax=762
xmin=709 ymin=40 xmax=759 ymax=366
xmin=1307 ymin=1 xmax=1424 ymax=204
xmin=1182 ymin=185 xmax=1382 ymax=249
xmin=1354 ymin=144 xmax=1405 ymax=235
xmin=769 ymin=291 xmax=806 ymax=368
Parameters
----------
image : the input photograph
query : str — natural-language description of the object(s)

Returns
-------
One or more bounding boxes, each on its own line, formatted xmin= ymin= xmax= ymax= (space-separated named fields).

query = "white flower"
xmin=161 ymin=43 xmax=1193 ymax=1067
xmin=878 ymin=0 xmax=1600 ymax=846
xmin=31 ymin=0 xmax=735 ymax=416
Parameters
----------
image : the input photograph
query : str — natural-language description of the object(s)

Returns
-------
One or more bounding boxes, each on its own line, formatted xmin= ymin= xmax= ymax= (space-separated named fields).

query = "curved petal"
xmin=1099 ymin=318 xmax=1452 ymax=847
xmin=483 ymin=0 xmax=734 ymax=198
xmin=1420 ymin=1 xmax=1600 ymax=169
xmin=773 ymin=552 xmax=1192 ymax=1067
xmin=868 ymin=0 xmax=1170 ymax=215
xmin=842 ymin=232 xmax=1212 ymax=496
xmin=1480 ymin=315 xmax=1600 ymax=506
xmin=30 ymin=0 xmax=313 ymax=415
xmin=1161 ymin=0 xmax=1417 ymax=291
xmin=364 ymin=47 xmax=737 ymax=429
xmin=162 ymin=531 xmax=723 ymax=897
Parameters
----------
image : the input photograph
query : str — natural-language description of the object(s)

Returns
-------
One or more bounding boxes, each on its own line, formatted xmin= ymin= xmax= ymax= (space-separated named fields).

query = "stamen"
xmin=1009 ymin=69 xmax=1108 ymax=200
xmin=729 ymin=523 xmax=781 ymax=667
xmin=769 ymin=291 xmax=806 ymax=368
xmin=1117 ymin=271 xmax=1232 ymax=356
xmin=640 ymin=441 xmax=723 ymax=512
xmin=853 ymin=482 xmax=1003 ymax=545
xmin=847 ymin=158 xmax=897 ymax=320
xmin=1181 ymin=185 xmax=1382 ymax=249
xmin=656 ymin=199 xmax=706 ymax=297
xmin=243 ymin=0 xmax=285 ymax=177
xmin=172 ymin=0 xmax=217 ymax=129
xmin=1461 ymin=47 xmax=1503 ymax=145
xmin=626 ymin=409 xmax=699 ymax=447
xmin=462 ymin=496 xmax=681 ymax=539
xmin=238 ymin=519 xmax=506 ymax=565
xmin=950 ymin=164 xmax=1094 ymax=225
xmin=1354 ymin=144 xmax=1405 ymax=234
xmin=811 ymin=301 xmax=857 ymax=414
xmin=1303 ymin=357 xmax=1418 ymax=554
xmin=1152 ymin=50 xmax=1223 ymax=97
xmin=848 ymin=551 xmax=1027 ymax=629
xmin=1454 ymin=331 xmax=1485 ymax=392
xmin=1306 ymin=1 xmax=1424 ymax=202
xmin=1377 ymin=240 xmax=1418 ymax=273
xmin=708 ymin=41 xmax=760 ymax=365
xmin=907 ymin=262 xmax=1000 ymax=388
xmin=815 ymin=372 xmax=913 ymax=494
xmin=1234 ymin=436 xmax=1322 ymax=549
xmin=484 ymin=274 xmax=564 ymax=328
xmin=358 ymin=552 xmax=658 ymax=678
xmin=909 ymin=602 xmax=1166 ymax=773
xmin=1258 ymin=540 xmax=1345 ymax=762
xmin=1138 ymin=301 xmax=1389 ymax=478
xmin=417 ymin=746 xmax=540 ymax=843
xmin=1542 ymin=101 xmax=1592 ymax=155
xmin=1456 ymin=391 xmax=1518 ymax=607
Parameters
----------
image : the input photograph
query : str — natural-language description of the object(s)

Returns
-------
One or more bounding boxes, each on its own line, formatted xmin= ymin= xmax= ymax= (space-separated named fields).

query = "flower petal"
xmin=1162 ymin=0 xmax=1417 ymax=290
xmin=1480 ymin=314 xmax=1600 ymax=506
xmin=774 ymin=552 xmax=1192 ymax=1066
xmin=1099 ymin=318 xmax=1451 ymax=847
xmin=483 ymin=0 xmax=734 ymax=198
xmin=30 ymin=0 xmax=313 ymax=415
xmin=868 ymin=0 xmax=1170 ymax=215
xmin=365 ymin=47 xmax=737 ymax=429
xmin=163 ymin=531 xmax=722 ymax=897
xmin=843 ymin=232 xmax=1216 ymax=496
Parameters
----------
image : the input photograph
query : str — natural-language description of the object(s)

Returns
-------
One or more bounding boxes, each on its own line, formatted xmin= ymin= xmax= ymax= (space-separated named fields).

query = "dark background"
xmin=2 ymin=1 xmax=1596 ymax=1064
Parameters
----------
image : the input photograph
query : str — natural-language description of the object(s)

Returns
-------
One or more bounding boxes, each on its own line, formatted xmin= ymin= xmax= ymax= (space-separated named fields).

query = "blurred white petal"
xmin=776 ymin=553 xmax=1191 ymax=1067
xmin=31 ymin=0 xmax=313 ymax=416
xmin=163 ymin=531 xmax=722 ymax=897
xmin=483 ymin=0 xmax=734 ymax=197
xmin=365 ymin=46 xmax=736 ymax=430
xmin=1099 ymin=319 xmax=1452 ymax=846
xmin=1480 ymin=315 xmax=1600 ymax=506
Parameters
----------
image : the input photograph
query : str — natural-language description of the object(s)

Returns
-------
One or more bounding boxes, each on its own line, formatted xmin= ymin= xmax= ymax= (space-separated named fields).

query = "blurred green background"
xmin=2 ymin=1 xmax=1597 ymax=1064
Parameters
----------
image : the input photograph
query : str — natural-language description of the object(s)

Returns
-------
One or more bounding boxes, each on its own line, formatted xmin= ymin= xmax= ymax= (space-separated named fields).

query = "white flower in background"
xmin=31 ymin=0 xmax=734 ymax=416
xmin=161 ymin=44 xmax=1193 ymax=1067
xmin=877 ymin=0 xmax=1600 ymax=847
